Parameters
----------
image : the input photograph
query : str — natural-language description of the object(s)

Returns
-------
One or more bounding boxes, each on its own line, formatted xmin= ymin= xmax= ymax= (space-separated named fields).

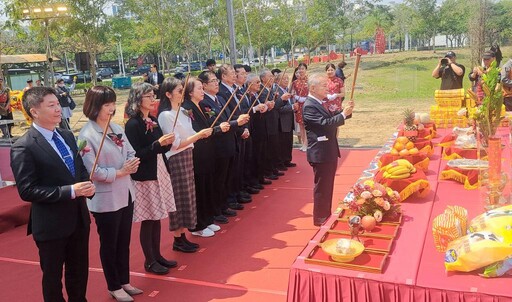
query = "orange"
xmin=409 ymin=147 xmax=419 ymax=155
xmin=406 ymin=141 xmax=415 ymax=150
xmin=399 ymin=149 xmax=409 ymax=156
xmin=394 ymin=142 xmax=405 ymax=151
xmin=390 ymin=148 xmax=399 ymax=156
xmin=396 ymin=136 xmax=409 ymax=144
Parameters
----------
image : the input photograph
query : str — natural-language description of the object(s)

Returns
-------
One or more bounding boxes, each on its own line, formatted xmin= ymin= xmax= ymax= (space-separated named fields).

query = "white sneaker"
xmin=191 ymin=228 xmax=215 ymax=237
xmin=207 ymin=224 xmax=221 ymax=232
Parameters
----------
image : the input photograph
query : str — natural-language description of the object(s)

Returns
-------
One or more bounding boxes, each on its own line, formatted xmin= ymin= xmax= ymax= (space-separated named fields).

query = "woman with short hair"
xmin=125 ymin=82 xmax=178 ymax=275
xmin=79 ymin=86 xmax=142 ymax=301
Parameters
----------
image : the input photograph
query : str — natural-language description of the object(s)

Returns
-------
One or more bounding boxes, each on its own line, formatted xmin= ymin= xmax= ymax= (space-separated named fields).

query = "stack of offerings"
xmin=430 ymin=89 xmax=467 ymax=128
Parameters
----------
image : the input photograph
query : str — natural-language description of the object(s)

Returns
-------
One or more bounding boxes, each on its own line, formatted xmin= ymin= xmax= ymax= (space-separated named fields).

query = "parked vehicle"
xmin=130 ymin=66 xmax=151 ymax=76
xmin=61 ymin=72 xmax=92 ymax=84
xmin=96 ymin=67 xmax=114 ymax=79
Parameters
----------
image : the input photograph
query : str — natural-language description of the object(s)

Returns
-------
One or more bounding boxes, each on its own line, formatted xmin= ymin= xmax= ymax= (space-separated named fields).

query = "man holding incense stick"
xmin=303 ymin=74 xmax=354 ymax=226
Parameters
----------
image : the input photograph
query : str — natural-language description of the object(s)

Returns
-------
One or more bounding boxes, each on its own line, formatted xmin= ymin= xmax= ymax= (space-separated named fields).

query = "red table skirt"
xmin=287 ymin=269 xmax=512 ymax=302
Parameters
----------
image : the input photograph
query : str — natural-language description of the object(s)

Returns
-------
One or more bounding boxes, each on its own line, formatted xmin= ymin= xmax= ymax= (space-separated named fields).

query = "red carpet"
xmin=0 ymin=148 xmax=377 ymax=302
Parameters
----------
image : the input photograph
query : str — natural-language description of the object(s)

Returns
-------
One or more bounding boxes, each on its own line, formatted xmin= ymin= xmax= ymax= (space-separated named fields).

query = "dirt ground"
xmin=9 ymin=88 xmax=432 ymax=148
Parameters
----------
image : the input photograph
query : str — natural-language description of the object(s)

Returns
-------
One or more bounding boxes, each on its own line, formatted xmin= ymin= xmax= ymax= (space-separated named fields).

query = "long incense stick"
xmin=227 ymin=83 xmax=254 ymax=121
xmin=349 ymin=53 xmax=362 ymax=101
xmin=89 ymin=113 xmax=112 ymax=180
xmin=209 ymin=86 xmax=239 ymax=128
xmin=172 ymin=73 xmax=190 ymax=132
xmin=246 ymin=77 xmax=274 ymax=114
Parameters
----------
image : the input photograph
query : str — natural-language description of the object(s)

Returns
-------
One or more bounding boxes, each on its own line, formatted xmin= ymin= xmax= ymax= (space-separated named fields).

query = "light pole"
xmin=22 ymin=5 xmax=68 ymax=87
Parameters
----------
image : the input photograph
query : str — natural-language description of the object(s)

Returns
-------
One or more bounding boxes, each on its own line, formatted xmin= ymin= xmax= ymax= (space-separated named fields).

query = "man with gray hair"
xmin=303 ymin=73 xmax=354 ymax=226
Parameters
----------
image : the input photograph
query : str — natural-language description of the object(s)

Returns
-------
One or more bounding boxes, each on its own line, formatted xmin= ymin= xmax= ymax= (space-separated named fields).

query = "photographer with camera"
xmin=432 ymin=51 xmax=465 ymax=90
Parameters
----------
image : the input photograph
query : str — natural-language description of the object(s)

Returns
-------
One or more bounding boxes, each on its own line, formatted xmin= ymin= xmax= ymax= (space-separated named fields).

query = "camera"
xmin=441 ymin=58 xmax=448 ymax=65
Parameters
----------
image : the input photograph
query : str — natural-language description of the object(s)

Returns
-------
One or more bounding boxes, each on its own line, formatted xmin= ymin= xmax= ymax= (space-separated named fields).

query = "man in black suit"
xmin=10 ymin=87 xmax=95 ymax=302
xmin=303 ymin=74 xmax=354 ymax=226
xmin=149 ymin=64 xmax=164 ymax=98
xmin=273 ymin=71 xmax=296 ymax=169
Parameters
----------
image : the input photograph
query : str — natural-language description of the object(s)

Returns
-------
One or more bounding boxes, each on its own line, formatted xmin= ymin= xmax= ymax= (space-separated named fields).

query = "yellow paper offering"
xmin=468 ymin=205 xmax=512 ymax=243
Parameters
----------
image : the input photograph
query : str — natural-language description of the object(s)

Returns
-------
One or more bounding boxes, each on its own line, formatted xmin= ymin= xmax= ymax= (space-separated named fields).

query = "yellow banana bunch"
xmin=381 ymin=159 xmax=416 ymax=179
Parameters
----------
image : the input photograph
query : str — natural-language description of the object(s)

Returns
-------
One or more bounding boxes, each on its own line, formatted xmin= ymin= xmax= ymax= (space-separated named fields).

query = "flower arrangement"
xmin=187 ymin=109 xmax=195 ymax=121
xmin=469 ymin=61 xmax=504 ymax=146
xmin=76 ymin=139 xmax=91 ymax=157
xmin=204 ymin=106 xmax=216 ymax=117
xmin=107 ymin=133 xmax=125 ymax=147
xmin=344 ymin=180 xmax=401 ymax=222
xmin=144 ymin=117 xmax=158 ymax=134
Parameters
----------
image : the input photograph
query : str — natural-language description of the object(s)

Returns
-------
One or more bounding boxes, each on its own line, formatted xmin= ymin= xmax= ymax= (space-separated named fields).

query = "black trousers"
xmin=311 ymin=160 xmax=338 ymax=226
xmin=243 ymin=136 xmax=259 ymax=187
xmin=213 ymin=156 xmax=233 ymax=213
xmin=0 ymin=111 xmax=13 ymax=137
xmin=192 ymin=172 xmax=216 ymax=230
xmin=92 ymin=198 xmax=133 ymax=291
xmin=265 ymin=134 xmax=280 ymax=175
xmin=35 ymin=222 xmax=89 ymax=302
xmin=279 ymin=131 xmax=294 ymax=165
xmin=252 ymin=136 xmax=267 ymax=181
xmin=228 ymin=138 xmax=244 ymax=203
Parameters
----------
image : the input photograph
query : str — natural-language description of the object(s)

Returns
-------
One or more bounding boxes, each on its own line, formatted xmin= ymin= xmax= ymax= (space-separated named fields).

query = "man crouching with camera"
xmin=432 ymin=51 xmax=465 ymax=90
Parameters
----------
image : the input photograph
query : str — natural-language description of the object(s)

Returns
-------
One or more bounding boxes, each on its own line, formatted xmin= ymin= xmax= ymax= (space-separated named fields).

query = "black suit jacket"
xmin=10 ymin=126 xmax=91 ymax=241
xmin=149 ymin=72 xmax=164 ymax=86
xmin=274 ymin=85 xmax=295 ymax=133
xmin=124 ymin=115 xmax=171 ymax=181
xmin=303 ymin=97 xmax=348 ymax=164
xmin=259 ymin=87 xmax=279 ymax=136
xmin=181 ymin=99 xmax=221 ymax=174
xmin=200 ymin=94 xmax=238 ymax=158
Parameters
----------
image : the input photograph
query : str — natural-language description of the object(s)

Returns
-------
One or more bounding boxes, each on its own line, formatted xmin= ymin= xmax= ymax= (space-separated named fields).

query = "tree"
xmin=438 ymin=0 xmax=470 ymax=48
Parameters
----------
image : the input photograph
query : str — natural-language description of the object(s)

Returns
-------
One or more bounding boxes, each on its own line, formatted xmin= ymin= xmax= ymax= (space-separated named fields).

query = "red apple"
xmin=361 ymin=215 xmax=377 ymax=231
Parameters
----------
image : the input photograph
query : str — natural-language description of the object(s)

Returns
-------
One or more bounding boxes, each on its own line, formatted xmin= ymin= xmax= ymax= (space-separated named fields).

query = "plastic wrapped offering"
xmin=468 ymin=205 xmax=512 ymax=243
xmin=445 ymin=231 xmax=512 ymax=272
xmin=481 ymin=258 xmax=512 ymax=278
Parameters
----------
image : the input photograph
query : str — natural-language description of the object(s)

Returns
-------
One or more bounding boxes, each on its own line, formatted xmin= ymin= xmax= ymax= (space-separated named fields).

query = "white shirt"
xmin=221 ymin=82 xmax=239 ymax=103
xmin=158 ymin=108 xmax=196 ymax=158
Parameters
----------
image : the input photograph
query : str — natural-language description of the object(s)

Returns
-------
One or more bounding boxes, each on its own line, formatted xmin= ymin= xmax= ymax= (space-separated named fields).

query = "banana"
xmin=387 ymin=173 xmax=411 ymax=179
xmin=387 ymin=166 xmax=410 ymax=175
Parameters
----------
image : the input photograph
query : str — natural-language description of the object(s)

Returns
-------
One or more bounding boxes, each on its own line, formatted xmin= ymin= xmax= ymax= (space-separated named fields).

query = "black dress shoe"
xmin=173 ymin=237 xmax=198 ymax=253
xmin=245 ymin=187 xmax=260 ymax=194
xmin=265 ymin=174 xmax=278 ymax=180
xmin=181 ymin=233 xmax=199 ymax=249
xmin=238 ymin=196 xmax=252 ymax=204
xmin=145 ymin=261 xmax=169 ymax=275
xmin=229 ymin=203 xmax=244 ymax=210
xmin=239 ymin=191 xmax=251 ymax=199
xmin=213 ymin=215 xmax=229 ymax=224
xmin=157 ymin=257 xmax=178 ymax=268
xmin=285 ymin=162 xmax=297 ymax=167
xmin=273 ymin=170 xmax=285 ymax=176
xmin=222 ymin=208 xmax=237 ymax=217
xmin=251 ymin=183 xmax=264 ymax=189
xmin=277 ymin=166 xmax=288 ymax=171
xmin=259 ymin=179 xmax=272 ymax=185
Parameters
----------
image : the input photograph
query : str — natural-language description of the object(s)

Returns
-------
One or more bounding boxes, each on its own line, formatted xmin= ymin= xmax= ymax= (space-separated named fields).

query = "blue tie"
xmin=52 ymin=132 xmax=75 ymax=177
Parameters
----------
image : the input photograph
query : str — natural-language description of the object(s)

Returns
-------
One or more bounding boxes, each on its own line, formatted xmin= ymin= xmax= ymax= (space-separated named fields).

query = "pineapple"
xmin=403 ymin=109 xmax=418 ymax=142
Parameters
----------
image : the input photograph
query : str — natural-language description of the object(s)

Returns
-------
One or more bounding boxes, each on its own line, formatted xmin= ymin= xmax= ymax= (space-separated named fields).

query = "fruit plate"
xmin=321 ymin=239 xmax=365 ymax=262
xmin=329 ymin=219 xmax=400 ymax=239
xmin=304 ymin=244 xmax=388 ymax=273
xmin=339 ymin=209 xmax=403 ymax=225
xmin=321 ymin=232 xmax=395 ymax=253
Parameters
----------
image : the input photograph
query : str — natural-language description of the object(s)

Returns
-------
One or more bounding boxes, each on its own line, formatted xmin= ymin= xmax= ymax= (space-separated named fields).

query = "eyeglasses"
xmin=208 ymin=79 xmax=219 ymax=84
xmin=142 ymin=94 xmax=157 ymax=99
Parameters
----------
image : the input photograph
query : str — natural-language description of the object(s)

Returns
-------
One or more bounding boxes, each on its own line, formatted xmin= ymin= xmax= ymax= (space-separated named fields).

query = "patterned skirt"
xmin=167 ymin=148 xmax=197 ymax=230
xmin=132 ymin=156 xmax=176 ymax=222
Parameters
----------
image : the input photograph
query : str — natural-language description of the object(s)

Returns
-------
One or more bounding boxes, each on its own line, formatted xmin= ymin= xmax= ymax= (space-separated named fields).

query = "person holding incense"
xmin=78 ymin=86 xmax=142 ymax=301
xmin=157 ymin=77 xmax=213 ymax=249
xmin=291 ymin=63 xmax=309 ymax=152
xmin=124 ymin=82 xmax=178 ymax=275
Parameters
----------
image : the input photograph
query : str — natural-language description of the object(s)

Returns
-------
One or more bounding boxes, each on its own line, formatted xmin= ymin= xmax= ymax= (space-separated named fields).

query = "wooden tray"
xmin=329 ymin=219 xmax=400 ymax=239
xmin=339 ymin=210 xmax=403 ymax=225
xmin=304 ymin=244 xmax=388 ymax=273
xmin=321 ymin=232 xmax=395 ymax=253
